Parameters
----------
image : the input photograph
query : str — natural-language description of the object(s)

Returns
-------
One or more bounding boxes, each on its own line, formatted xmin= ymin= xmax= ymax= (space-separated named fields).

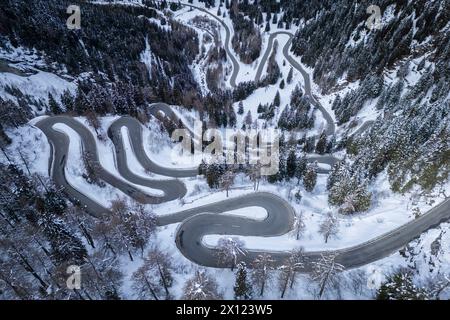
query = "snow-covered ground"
xmin=1 ymin=0 xmax=449 ymax=300
xmin=0 ymin=43 xmax=77 ymax=108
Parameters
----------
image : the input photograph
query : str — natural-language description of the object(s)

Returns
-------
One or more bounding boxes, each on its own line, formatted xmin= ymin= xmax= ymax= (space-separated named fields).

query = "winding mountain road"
xmin=255 ymin=31 xmax=336 ymax=135
xmin=35 ymin=114 xmax=450 ymax=271
xmin=32 ymin=3 xmax=448 ymax=271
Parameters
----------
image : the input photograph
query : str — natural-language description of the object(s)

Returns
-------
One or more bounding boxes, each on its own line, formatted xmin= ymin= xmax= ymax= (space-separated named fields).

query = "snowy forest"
xmin=0 ymin=0 xmax=449 ymax=301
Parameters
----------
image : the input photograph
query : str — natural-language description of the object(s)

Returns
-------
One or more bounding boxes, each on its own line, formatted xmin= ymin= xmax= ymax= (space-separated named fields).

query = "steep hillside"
xmin=0 ymin=0 xmax=202 ymax=120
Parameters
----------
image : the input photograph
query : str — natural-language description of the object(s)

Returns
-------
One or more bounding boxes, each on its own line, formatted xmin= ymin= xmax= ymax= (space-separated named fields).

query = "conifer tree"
xmin=377 ymin=270 xmax=429 ymax=300
xmin=295 ymin=156 xmax=307 ymax=184
xmin=48 ymin=93 xmax=62 ymax=114
xmin=315 ymin=131 xmax=328 ymax=155
xmin=234 ymin=262 xmax=253 ymax=300
xmin=303 ymin=162 xmax=318 ymax=192
xmin=274 ymin=91 xmax=281 ymax=107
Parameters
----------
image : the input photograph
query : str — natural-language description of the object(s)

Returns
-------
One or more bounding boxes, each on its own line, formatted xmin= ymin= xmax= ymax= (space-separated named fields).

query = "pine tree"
xmin=326 ymin=135 xmax=336 ymax=153
xmin=304 ymin=136 xmax=315 ymax=153
xmin=244 ymin=111 xmax=252 ymax=128
xmin=234 ymin=262 xmax=253 ymax=300
xmin=205 ymin=164 xmax=225 ymax=189
xmin=272 ymin=12 xmax=278 ymax=24
xmin=315 ymin=131 xmax=327 ymax=155
xmin=279 ymin=79 xmax=285 ymax=89
xmin=48 ymin=93 xmax=62 ymax=114
xmin=277 ymin=19 xmax=284 ymax=29
xmin=74 ymin=87 xmax=89 ymax=115
xmin=303 ymin=162 xmax=318 ymax=192
xmin=328 ymin=163 xmax=372 ymax=214
xmin=38 ymin=206 xmax=88 ymax=265
xmin=61 ymin=89 xmax=75 ymax=112
xmin=0 ymin=124 xmax=12 ymax=162
xmin=286 ymin=149 xmax=297 ymax=179
xmin=257 ymin=103 xmax=265 ymax=113
xmin=183 ymin=270 xmax=222 ymax=300
xmin=277 ymin=152 xmax=287 ymax=181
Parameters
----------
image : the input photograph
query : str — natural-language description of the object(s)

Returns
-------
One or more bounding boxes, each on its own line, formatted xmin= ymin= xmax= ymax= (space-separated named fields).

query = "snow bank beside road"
xmin=53 ymin=123 xmax=163 ymax=207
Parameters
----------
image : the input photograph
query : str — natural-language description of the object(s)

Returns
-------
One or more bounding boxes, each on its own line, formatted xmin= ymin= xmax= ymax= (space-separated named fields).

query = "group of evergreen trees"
xmin=284 ymin=0 xmax=449 ymax=195
xmin=343 ymin=58 xmax=450 ymax=193
xmin=260 ymin=40 xmax=281 ymax=86
xmin=266 ymin=137 xmax=318 ymax=192
xmin=376 ymin=268 xmax=450 ymax=300
xmin=331 ymin=74 xmax=384 ymax=125
xmin=327 ymin=161 xmax=372 ymax=214
xmin=0 ymin=162 xmax=170 ymax=300
xmin=0 ymin=0 xmax=203 ymax=119
xmin=278 ymin=85 xmax=315 ymax=131
xmin=0 ymin=164 xmax=89 ymax=299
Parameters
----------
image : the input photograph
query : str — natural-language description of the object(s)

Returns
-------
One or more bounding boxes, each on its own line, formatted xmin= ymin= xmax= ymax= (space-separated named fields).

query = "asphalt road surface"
xmin=33 ymin=2 xmax=447 ymax=271
xmin=168 ymin=2 xmax=369 ymax=138
xmin=35 ymin=115 xmax=450 ymax=270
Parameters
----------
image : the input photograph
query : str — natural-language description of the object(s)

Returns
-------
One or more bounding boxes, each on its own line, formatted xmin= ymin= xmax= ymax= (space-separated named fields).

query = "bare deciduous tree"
xmin=424 ymin=273 xmax=450 ymax=299
xmin=248 ymin=162 xmax=262 ymax=191
xmin=311 ymin=253 xmax=345 ymax=298
xmin=94 ymin=199 xmax=157 ymax=261
xmin=252 ymin=253 xmax=275 ymax=296
xmin=81 ymin=250 xmax=123 ymax=300
xmin=131 ymin=247 xmax=174 ymax=300
xmin=216 ymin=237 xmax=246 ymax=270
xmin=85 ymin=110 xmax=102 ymax=138
xmin=293 ymin=210 xmax=306 ymax=240
xmin=66 ymin=205 xmax=96 ymax=249
xmin=82 ymin=151 xmax=104 ymax=187
xmin=347 ymin=269 xmax=368 ymax=296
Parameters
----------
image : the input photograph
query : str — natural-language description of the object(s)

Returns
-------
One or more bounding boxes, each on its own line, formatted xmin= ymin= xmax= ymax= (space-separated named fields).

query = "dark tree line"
xmin=288 ymin=0 xmax=448 ymax=93
xmin=0 ymin=0 xmax=203 ymax=120
xmin=279 ymin=0 xmax=449 ymax=194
